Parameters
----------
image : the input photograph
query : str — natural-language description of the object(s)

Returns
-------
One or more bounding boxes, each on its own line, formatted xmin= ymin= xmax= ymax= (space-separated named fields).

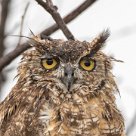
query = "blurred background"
xmin=0 ymin=0 xmax=136 ymax=135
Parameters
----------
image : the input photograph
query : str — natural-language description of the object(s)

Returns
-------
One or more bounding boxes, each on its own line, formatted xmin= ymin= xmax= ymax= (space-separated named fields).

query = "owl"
xmin=0 ymin=30 xmax=126 ymax=136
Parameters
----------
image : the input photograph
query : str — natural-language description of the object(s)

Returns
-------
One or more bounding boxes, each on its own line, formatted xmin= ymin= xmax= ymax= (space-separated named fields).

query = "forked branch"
xmin=35 ymin=0 xmax=75 ymax=40
xmin=42 ymin=0 xmax=97 ymax=36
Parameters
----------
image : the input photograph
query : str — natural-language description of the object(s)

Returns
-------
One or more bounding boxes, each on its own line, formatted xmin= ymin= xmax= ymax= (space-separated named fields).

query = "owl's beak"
xmin=61 ymin=65 xmax=75 ymax=91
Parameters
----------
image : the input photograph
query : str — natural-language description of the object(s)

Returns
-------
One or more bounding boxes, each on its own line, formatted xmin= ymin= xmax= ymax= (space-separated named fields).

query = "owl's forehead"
xmin=44 ymin=40 xmax=90 ymax=62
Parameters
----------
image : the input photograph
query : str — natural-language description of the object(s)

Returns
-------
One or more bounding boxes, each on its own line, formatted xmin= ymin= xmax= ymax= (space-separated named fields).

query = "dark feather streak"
xmin=90 ymin=29 xmax=110 ymax=57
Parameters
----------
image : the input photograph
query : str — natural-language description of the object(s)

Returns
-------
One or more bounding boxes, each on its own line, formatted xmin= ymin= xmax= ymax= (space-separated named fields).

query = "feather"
xmin=90 ymin=29 xmax=110 ymax=56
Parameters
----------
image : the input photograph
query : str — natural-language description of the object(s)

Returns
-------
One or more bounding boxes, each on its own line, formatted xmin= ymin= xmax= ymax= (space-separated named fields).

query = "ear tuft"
xmin=90 ymin=29 xmax=110 ymax=56
xmin=98 ymin=29 xmax=110 ymax=44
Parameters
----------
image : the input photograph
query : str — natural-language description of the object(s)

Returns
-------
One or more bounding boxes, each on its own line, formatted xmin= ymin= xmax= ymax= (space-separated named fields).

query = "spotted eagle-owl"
xmin=0 ymin=30 xmax=126 ymax=136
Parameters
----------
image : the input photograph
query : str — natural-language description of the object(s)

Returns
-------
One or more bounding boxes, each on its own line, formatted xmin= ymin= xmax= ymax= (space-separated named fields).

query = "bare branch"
xmin=0 ymin=0 xmax=97 ymax=72
xmin=18 ymin=2 xmax=30 ymax=46
xmin=35 ymin=0 xmax=75 ymax=40
xmin=126 ymin=113 xmax=136 ymax=135
xmin=42 ymin=0 xmax=97 ymax=36
xmin=0 ymin=43 xmax=30 ymax=72
xmin=0 ymin=0 xmax=11 ymax=89
xmin=0 ymin=0 xmax=11 ymax=56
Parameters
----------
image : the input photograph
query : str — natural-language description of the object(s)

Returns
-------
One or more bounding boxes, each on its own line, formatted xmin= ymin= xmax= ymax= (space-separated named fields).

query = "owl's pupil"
xmin=84 ymin=60 xmax=90 ymax=66
xmin=47 ymin=59 xmax=53 ymax=65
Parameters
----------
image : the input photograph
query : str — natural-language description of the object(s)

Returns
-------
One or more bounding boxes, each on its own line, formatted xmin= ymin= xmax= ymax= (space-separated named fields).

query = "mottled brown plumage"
xmin=0 ymin=31 xmax=126 ymax=136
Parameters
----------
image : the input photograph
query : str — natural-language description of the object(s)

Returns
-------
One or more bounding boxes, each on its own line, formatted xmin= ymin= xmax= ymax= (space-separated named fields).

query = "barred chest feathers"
xmin=38 ymin=84 xmax=124 ymax=136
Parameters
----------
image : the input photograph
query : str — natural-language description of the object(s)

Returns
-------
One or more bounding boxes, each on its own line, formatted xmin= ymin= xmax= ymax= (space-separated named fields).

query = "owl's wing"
xmin=0 ymin=84 xmax=46 ymax=136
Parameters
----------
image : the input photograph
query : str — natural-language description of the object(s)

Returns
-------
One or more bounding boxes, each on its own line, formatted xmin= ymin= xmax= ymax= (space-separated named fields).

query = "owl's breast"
xmin=39 ymin=95 xmax=124 ymax=136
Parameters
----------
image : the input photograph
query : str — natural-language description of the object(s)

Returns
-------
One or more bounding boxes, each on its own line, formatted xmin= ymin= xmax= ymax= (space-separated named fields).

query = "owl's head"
xmin=19 ymin=30 xmax=116 ymax=98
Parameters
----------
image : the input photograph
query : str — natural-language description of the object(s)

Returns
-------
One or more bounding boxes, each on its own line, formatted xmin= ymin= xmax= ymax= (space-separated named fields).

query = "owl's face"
xmin=20 ymin=31 xmax=112 ymax=97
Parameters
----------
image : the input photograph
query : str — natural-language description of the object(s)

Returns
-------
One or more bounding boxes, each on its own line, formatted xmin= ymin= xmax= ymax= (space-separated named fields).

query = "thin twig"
xmin=18 ymin=2 xmax=30 ymax=47
xmin=35 ymin=0 xmax=75 ymax=40
xmin=0 ymin=0 xmax=97 ymax=72
xmin=0 ymin=43 xmax=30 ymax=72
xmin=126 ymin=90 xmax=136 ymax=136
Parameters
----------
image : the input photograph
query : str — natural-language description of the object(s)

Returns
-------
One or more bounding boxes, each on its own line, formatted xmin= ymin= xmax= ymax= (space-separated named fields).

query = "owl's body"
xmin=0 ymin=31 xmax=126 ymax=136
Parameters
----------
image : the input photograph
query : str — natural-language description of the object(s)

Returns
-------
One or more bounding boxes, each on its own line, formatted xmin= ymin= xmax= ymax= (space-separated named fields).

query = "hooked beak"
xmin=61 ymin=64 xmax=75 ymax=91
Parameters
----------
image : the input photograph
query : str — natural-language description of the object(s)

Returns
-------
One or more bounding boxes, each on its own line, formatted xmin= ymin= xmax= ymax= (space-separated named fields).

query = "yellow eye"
xmin=80 ymin=58 xmax=95 ymax=71
xmin=42 ymin=58 xmax=58 ymax=70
